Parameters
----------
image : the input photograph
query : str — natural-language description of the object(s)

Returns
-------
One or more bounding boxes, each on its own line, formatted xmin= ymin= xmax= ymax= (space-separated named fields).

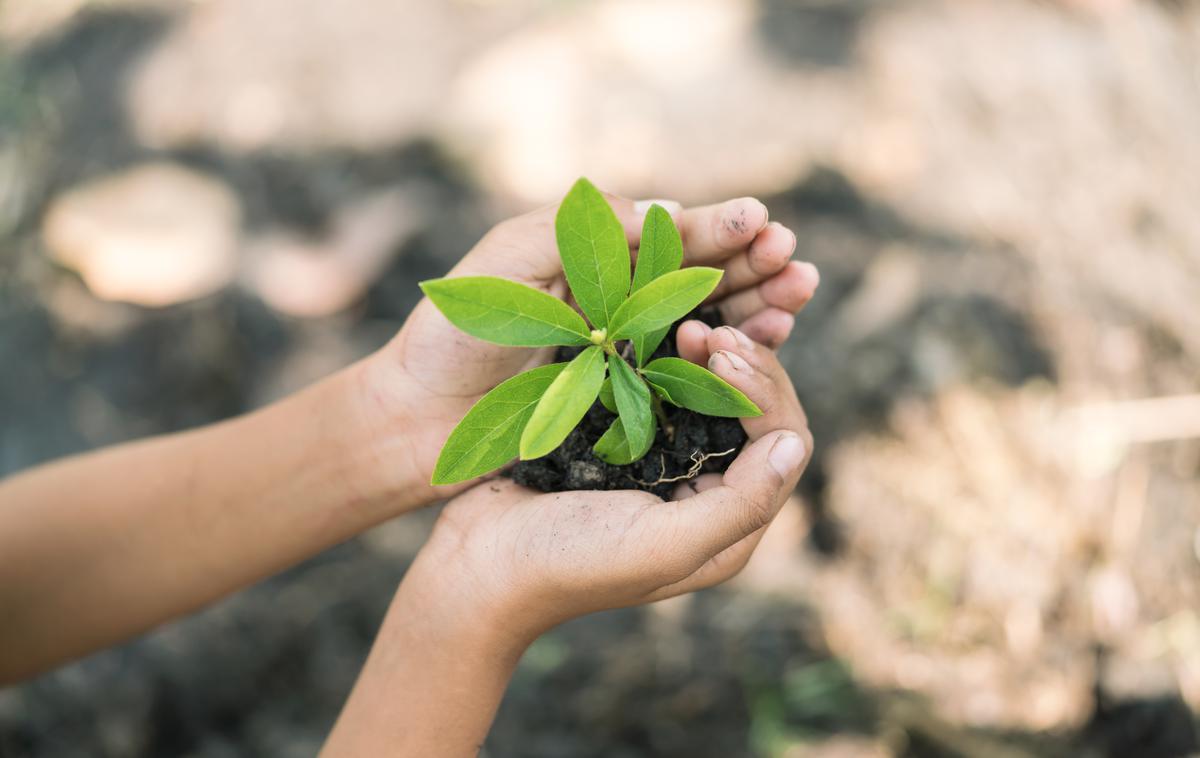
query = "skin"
xmin=0 ymin=190 xmax=818 ymax=752
xmin=372 ymin=195 xmax=818 ymax=505
xmin=323 ymin=330 xmax=812 ymax=757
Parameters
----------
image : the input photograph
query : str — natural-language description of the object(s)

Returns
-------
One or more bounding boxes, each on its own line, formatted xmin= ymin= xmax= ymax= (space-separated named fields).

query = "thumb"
xmin=664 ymin=429 xmax=807 ymax=565
xmin=601 ymin=191 xmax=683 ymax=249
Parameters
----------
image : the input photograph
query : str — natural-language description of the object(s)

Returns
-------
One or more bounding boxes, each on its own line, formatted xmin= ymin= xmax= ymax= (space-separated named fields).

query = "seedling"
xmin=421 ymin=177 xmax=761 ymax=486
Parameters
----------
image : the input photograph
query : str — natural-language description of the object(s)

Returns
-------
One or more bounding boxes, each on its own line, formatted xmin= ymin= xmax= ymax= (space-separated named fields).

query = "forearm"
xmin=322 ymin=548 xmax=532 ymax=757
xmin=0 ymin=358 xmax=428 ymax=682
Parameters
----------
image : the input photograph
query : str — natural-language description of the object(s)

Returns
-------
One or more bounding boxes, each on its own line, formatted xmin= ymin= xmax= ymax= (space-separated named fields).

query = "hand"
xmin=357 ymin=191 xmax=821 ymax=508
xmin=323 ymin=327 xmax=812 ymax=756
xmin=409 ymin=325 xmax=811 ymax=638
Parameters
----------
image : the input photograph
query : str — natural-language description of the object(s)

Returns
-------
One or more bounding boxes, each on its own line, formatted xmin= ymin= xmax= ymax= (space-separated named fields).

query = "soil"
xmin=511 ymin=307 xmax=747 ymax=499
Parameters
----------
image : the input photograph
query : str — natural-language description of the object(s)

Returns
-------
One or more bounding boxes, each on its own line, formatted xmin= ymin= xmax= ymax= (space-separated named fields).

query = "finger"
xmin=738 ymin=308 xmax=795 ymax=350
xmin=679 ymin=313 xmax=795 ymax=368
xmin=647 ymin=525 xmax=769 ymax=601
xmin=707 ymin=350 xmax=806 ymax=440
xmin=598 ymin=192 xmax=685 ymax=250
xmin=706 ymin=326 xmax=793 ymax=386
xmin=705 ymin=222 xmax=796 ymax=302
xmin=455 ymin=204 xmax=560 ymax=284
xmin=659 ymin=474 xmax=768 ymax=598
xmin=717 ymin=261 xmax=819 ymax=325
xmin=461 ymin=192 xmax=666 ymax=284
xmin=676 ymin=319 xmax=713 ymax=365
xmin=705 ymin=328 xmax=809 ymax=438
xmin=665 ymin=430 xmax=807 ymax=562
xmin=678 ymin=311 xmax=793 ymax=364
xmin=678 ymin=198 xmax=769 ymax=264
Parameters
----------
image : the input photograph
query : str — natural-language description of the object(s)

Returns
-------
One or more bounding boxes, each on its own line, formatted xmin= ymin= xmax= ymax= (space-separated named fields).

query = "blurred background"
xmin=2 ymin=0 xmax=1199 ymax=756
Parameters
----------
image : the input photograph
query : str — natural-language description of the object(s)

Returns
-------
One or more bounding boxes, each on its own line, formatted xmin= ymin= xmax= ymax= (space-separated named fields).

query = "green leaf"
xmin=594 ymin=417 xmax=650 ymax=465
xmin=632 ymin=204 xmax=684 ymax=291
xmin=555 ymin=177 xmax=631 ymax=329
xmin=646 ymin=380 xmax=676 ymax=405
xmin=631 ymin=204 xmax=684 ymax=365
xmin=431 ymin=362 xmax=568 ymax=485
xmin=641 ymin=357 xmax=762 ymax=417
xmin=634 ymin=327 xmax=669 ymax=368
xmin=598 ymin=376 xmax=617 ymax=413
xmin=520 ymin=346 xmax=607 ymax=459
xmin=420 ymin=276 xmax=590 ymax=347
xmin=608 ymin=267 xmax=722 ymax=340
xmin=607 ymin=354 xmax=655 ymax=460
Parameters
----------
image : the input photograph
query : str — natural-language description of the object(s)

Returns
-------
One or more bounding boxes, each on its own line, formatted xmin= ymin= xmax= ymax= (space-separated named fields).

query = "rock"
xmin=565 ymin=459 xmax=606 ymax=489
xmin=42 ymin=162 xmax=241 ymax=307
xmin=242 ymin=187 xmax=420 ymax=318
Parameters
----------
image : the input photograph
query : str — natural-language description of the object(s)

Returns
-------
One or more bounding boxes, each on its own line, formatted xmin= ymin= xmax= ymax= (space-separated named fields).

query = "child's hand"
xmin=360 ymin=191 xmax=819 ymax=506
xmin=323 ymin=328 xmax=810 ymax=756
xmin=410 ymin=326 xmax=809 ymax=637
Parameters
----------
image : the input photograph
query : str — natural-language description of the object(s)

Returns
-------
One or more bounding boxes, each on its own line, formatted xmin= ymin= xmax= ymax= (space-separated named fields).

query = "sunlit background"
xmin=2 ymin=0 xmax=1200 ymax=756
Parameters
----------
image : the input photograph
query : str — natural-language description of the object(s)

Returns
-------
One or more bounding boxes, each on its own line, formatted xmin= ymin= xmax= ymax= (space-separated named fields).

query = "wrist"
xmin=397 ymin=545 xmax=539 ymax=662
xmin=324 ymin=542 xmax=530 ymax=758
xmin=409 ymin=510 xmax=564 ymax=647
xmin=307 ymin=354 xmax=435 ymax=524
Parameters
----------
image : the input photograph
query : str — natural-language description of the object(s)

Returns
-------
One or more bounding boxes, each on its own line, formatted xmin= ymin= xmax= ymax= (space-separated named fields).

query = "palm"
xmin=380 ymin=191 xmax=816 ymax=491
xmin=395 ymin=223 xmax=565 ymax=400
xmin=424 ymin=319 xmax=813 ymax=630
xmin=440 ymin=484 xmax=666 ymax=611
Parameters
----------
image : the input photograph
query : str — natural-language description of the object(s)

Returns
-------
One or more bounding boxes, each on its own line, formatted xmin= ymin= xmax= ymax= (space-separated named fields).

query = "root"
xmin=627 ymin=447 xmax=737 ymax=487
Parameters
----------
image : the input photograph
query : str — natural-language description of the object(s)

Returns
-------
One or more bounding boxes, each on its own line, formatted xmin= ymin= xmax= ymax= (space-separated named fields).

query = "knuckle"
xmin=753 ymin=347 xmax=782 ymax=372
xmin=751 ymin=354 xmax=788 ymax=385
xmin=752 ymin=389 xmax=776 ymax=416
xmin=654 ymin=522 xmax=706 ymax=582
xmin=659 ymin=555 xmax=702 ymax=587
xmin=739 ymin=492 xmax=775 ymax=534
xmin=489 ymin=213 xmax=548 ymax=244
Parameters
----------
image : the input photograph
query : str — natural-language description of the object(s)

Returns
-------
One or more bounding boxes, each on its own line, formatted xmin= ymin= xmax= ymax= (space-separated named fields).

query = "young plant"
xmin=421 ymin=178 xmax=761 ymax=485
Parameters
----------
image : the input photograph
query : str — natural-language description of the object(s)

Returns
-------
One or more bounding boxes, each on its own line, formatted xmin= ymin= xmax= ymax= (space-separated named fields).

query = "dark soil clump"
xmin=511 ymin=309 xmax=747 ymax=499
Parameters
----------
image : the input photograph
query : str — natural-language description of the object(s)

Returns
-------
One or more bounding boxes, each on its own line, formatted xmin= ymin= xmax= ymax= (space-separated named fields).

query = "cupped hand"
xmin=362 ymin=190 xmax=820 ymax=502
xmin=405 ymin=327 xmax=812 ymax=638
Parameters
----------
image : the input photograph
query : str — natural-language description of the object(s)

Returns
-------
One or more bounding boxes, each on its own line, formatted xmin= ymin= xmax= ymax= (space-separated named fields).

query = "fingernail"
xmin=709 ymin=349 xmax=750 ymax=373
xmin=768 ymin=432 xmax=805 ymax=478
xmin=720 ymin=326 xmax=754 ymax=349
xmin=686 ymin=319 xmax=713 ymax=336
xmin=634 ymin=199 xmax=682 ymax=218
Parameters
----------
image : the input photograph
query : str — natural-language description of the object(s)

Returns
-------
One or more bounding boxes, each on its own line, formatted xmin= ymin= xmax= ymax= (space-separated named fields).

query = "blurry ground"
xmin=2 ymin=0 xmax=1200 ymax=756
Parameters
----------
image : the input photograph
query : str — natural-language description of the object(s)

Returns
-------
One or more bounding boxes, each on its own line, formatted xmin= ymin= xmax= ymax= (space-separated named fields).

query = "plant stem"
xmin=651 ymin=393 xmax=674 ymax=441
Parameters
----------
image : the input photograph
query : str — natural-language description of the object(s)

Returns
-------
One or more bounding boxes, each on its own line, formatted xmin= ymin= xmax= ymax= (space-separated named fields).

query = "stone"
xmin=42 ymin=163 xmax=241 ymax=307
